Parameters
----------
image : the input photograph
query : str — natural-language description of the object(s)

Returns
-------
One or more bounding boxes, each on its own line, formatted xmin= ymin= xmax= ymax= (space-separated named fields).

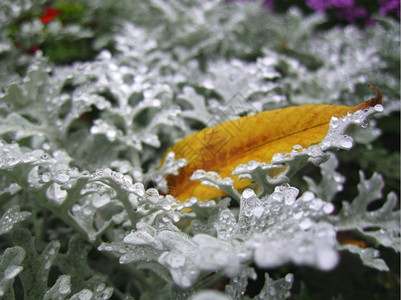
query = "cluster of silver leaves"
xmin=0 ymin=0 xmax=399 ymax=299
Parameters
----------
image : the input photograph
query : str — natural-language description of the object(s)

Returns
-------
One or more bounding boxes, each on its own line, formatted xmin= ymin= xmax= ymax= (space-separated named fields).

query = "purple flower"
xmin=378 ymin=0 xmax=400 ymax=17
xmin=336 ymin=5 xmax=368 ymax=22
xmin=306 ymin=0 xmax=357 ymax=11
xmin=306 ymin=0 xmax=333 ymax=11
xmin=330 ymin=0 xmax=355 ymax=8
xmin=262 ymin=0 xmax=275 ymax=10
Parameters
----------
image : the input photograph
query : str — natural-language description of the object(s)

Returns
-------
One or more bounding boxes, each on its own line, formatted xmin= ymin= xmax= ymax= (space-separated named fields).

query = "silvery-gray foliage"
xmin=0 ymin=0 xmax=399 ymax=299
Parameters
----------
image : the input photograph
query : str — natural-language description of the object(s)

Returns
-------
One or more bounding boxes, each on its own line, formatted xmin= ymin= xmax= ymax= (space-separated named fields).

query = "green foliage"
xmin=0 ymin=0 xmax=399 ymax=299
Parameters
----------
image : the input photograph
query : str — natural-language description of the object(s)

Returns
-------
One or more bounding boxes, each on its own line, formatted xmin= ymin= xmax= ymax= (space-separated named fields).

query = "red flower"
xmin=41 ymin=7 xmax=61 ymax=24
xmin=27 ymin=45 xmax=40 ymax=54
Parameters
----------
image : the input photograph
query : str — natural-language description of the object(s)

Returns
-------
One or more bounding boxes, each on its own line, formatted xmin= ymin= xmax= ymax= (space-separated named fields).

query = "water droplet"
xmin=293 ymin=211 xmax=303 ymax=219
xmin=330 ymin=116 xmax=339 ymax=128
xmin=59 ymin=283 xmax=70 ymax=295
xmin=54 ymin=172 xmax=70 ymax=184
xmin=283 ymin=187 xmax=298 ymax=205
xmin=333 ymin=173 xmax=344 ymax=183
xmin=309 ymin=199 xmax=323 ymax=210
xmin=92 ymin=194 xmax=110 ymax=208
xmin=42 ymin=143 xmax=50 ymax=150
xmin=48 ymin=247 xmax=56 ymax=256
xmin=167 ymin=254 xmax=186 ymax=268
xmin=96 ymin=284 xmax=106 ymax=292
xmin=40 ymin=153 xmax=50 ymax=160
xmin=242 ymin=189 xmax=256 ymax=200
xmin=83 ymin=207 xmax=92 ymax=216
xmin=269 ymin=287 xmax=277 ymax=296
xmin=292 ymin=144 xmax=303 ymax=152
xmin=285 ymin=273 xmax=294 ymax=283
xmin=271 ymin=192 xmax=284 ymax=202
xmin=46 ymin=184 xmax=67 ymax=204
xmin=253 ymin=206 xmax=264 ymax=217
xmin=316 ymin=247 xmax=339 ymax=271
xmin=71 ymin=205 xmax=80 ymax=213
xmin=4 ymin=266 xmax=22 ymax=279
xmin=5 ymin=157 xmax=19 ymax=167
xmin=339 ymin=135 xmax=353 ymax=149
xmin=299 ymin=218 xmax=313 ymax=230
xmin=300 ymin=191 xmax=314 ymax=202
xmin=41 ymin=172 xmax=52 ymax=183
xmin=162 ymin=202 xmax=172 ymax=210
xmin=271 ymin=153 xmax=284 ymax=163
xmin=21 ymin=153 xmax=35 ymax=163
xmin=106 ymin=130 xmax=117 ymax=141
xmin=103 ymin=168 xmax=112 ymax=176
xmin=323 ymin=203 xmax=334 ymax=214
xmin=44 ymin=260 xmax=52 ymax=270
xmin=374 ymin=104 xmax=384 ymax=112
xmin=359 ymin=118 xmax=369 ymax=128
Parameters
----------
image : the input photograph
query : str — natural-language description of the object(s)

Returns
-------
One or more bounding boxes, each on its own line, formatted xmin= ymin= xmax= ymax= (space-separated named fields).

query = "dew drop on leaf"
xmin=330 ymin=116 xmax=339 ymax=128
xmin=300 ymin=191 xmax=314 ymax=202
xmin=271 ymin=192 xmax=284 ymax=202
xmin=54 ymin=172 xmax=70 ymax=184
xmin=339 ymin=135 xmax=353 ymax=149
xmin=253 ymin=206 xmax=264 ymax=217
xmin=323 ymin=203 xmax=334 ymax=214
xmin=299 ymin=218 xmax=313 ymax=230
xmin=242 ymin=189 xmax=256 ymax=200
xmin=309 ymin=199 xmax=323 ymax=211
xmin=285 ymin=273 xmax=294 ymax=283
xmin=41 ymin=172 xmax=52 ymax=183
xmin=92 ymin=194 xmax=111 ymax=208
xmin=4 ymin=266 xmax=22 ymax=280
xmin=374 ymin=104 xmax=384 ymax=112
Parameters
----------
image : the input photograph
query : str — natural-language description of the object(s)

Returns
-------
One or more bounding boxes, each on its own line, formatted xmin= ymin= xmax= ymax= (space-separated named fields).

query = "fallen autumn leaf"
xmin=163 ymin=85 xmax=382 ymax=201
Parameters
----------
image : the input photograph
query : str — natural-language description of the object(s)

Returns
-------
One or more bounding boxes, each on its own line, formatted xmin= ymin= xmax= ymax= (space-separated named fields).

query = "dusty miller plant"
xmin=0 ymin=0 xmax=399 ymax=299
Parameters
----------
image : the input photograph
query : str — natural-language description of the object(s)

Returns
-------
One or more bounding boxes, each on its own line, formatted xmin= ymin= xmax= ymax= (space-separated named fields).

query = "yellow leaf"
xmin=162 ymin=85 xmax=382 ymax=202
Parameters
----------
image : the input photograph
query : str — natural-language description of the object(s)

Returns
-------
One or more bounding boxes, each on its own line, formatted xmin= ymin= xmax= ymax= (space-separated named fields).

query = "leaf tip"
xmin=366 ymin=84 xmax=382 ymax=106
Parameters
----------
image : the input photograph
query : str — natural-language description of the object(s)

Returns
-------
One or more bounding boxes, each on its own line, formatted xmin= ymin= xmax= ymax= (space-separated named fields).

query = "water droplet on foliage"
xmin=253 ymin=206 xmax=264 ymax=217
xmin=41 ymin=172 xmax=52 ymax=183
xmin=285 ymin=273 xmax=294 ymax=283
xmin=271 ymin=153 xmax=284 ymax=163
xmin=330 ymin=116 xmax=339 ymax=128
xmin=47 ymin=184 xmax=67 ymax=204
xmin=92 ymin=194 xmax=110 ymax=208
xmin=54 ymin=172 xmax=70 ymax=184
xmin=271 ymin=192 xmax=284 ymax=202
xmin=292 ymin=144 xmax=303 ymax=152
xmin=309 ymin=199 xmax=323 ymax=210
xmin=323 ymin=203 xmax=334 ymax=214
xmin=4 ymin=266 xmax=22 ymax=279
xmin=316 ymin=247 xmax=338 ymax=271
xmin=300 ymin=191 xmax=314 ymax=202
xmin=374 ymin=104 xmax=384 ymax=112
xmin=339 ymin=135 xmax=353 ymax=149
xmin=40 ymin=153 xmax=50 ymax=160
xmin=283 ymin=187 xmax=298 ymax=205
xmin=242 ymin=189 xmax=255 ymax=200
xmin=44 ymin=260 xmax=52 ymax=270
xmin=299 ymin=218 xmax=313 ymax=230
xmin=83 ymin=207 xmax=92 ymax=216
xmin=293 ymin=211 xmax=303 ymax=219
